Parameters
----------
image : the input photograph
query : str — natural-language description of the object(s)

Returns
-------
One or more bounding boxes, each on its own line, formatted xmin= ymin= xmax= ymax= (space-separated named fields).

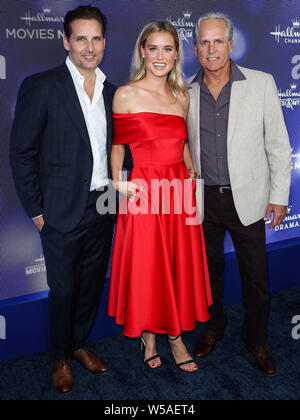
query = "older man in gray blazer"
xmin=187 ymin=12 xmax=291 ymax=376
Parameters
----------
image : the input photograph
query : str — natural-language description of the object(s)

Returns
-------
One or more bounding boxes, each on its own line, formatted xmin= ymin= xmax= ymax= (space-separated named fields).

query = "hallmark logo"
xmin=0 ymin=315 xmax=6 ymax=340
xmin=292 ymin=18 xmax=300 ymax=29
xmin=270 ymin=18 xmax=300 ymax=44
xmin=278 ymin=82 xmax=300 ymax=110
xmin=20 ymin=8 xmax=64 ymax=27
xmin=0 ymin=55 xmax=6 ymax=80
xmin=183 ymin=10 xmax=192 ymax=19
xmin=167 ymin=10 xmax=194 ymax=43
xmin=278 ymin=56 xmax=300 ymax=110
xmin=290 ymin=81 xmax=297 ymax=90
xmin=25 ymin=255 xmax=46 ymax=276
xmin=6 ymin=7 xmax=64 ymax=40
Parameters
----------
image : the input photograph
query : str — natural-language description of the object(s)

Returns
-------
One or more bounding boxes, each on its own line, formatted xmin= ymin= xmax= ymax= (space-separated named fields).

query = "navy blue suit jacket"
xmin=10 ymin=63 xmax=116 ymax=232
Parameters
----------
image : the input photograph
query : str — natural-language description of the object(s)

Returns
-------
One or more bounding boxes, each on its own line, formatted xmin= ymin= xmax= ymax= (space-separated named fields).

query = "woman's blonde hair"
xmin=130 ymin=21 xmax=187 ymax=97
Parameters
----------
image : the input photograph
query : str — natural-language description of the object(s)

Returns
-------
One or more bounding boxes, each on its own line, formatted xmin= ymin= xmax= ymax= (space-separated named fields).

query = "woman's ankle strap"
xmin=168 ymin=335 xmax=181 ymax=341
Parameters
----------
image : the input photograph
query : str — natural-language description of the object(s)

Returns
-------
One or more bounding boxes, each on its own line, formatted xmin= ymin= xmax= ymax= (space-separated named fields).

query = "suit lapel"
xmin=102 ymin=81 xmax=112 ymax=157
xmin=188 ymin=83 xmax=201 ymax=172
xmin=56 ymin=63 xmax=91 ymax=150
xmin=227 ymin=80 xmax=248 ymax=149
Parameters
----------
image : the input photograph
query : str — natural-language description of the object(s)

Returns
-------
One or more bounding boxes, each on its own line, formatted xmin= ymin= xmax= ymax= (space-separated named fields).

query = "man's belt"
xmin=205 ymin=185 xmax=232 ymax=194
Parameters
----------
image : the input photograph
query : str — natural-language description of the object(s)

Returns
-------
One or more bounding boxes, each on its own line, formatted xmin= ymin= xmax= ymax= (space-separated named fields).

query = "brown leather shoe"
xmin=52 ymin=360 xmax=73 ymax=394
xmin=251 ymin=346 xmax=276 ymax=376
xmin=73 ymin=347 xmax=109 ymax=374
xmin=194 ymin=331 xmax=222 ymax=359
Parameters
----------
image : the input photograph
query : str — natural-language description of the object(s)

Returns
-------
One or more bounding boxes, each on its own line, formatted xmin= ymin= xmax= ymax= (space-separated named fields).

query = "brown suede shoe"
xmin=251 ymin=346 xmax=276 ymax=376
xmin=73 ymin=347 xmax=109 ymax=374
xmin=52 ymin=360 xmax=73 ymax=394
xmin=194 ymin=331 xmax=222 ymax=359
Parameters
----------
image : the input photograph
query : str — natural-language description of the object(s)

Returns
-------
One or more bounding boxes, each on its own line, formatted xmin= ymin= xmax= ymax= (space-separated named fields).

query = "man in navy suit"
xmin=10 ymin=6 xmax=115 ymax=394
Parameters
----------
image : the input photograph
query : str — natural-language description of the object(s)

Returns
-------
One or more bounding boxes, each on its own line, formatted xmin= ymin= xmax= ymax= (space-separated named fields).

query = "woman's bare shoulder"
xmin=113 ymin=85 xmax=137 ymax=113
xmin=114 ymin=85 xmax=137 ymax=101
xmin=113 ymin=83 xmax=148 ymax=113
xmin=176 ymin=89 xmax=190 ymax=118
xmin=178 ymin=89 xmax=190 ymax=105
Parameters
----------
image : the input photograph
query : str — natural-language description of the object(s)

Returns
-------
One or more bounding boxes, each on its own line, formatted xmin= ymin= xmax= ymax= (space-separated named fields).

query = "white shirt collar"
xmin=66 ymin=56 xmax=106 ymax=85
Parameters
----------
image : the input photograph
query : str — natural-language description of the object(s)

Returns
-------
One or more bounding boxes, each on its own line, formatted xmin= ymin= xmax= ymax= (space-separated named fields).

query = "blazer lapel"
xmin=227 ymin=80 xmax=248 ymax=150
xmin=188 ymin=83 xmax=201 ymax=173
xmin=56 ymin=63 xmax=91 ymax=150
xmin=102 ymin=81 xmax=112 ymax=154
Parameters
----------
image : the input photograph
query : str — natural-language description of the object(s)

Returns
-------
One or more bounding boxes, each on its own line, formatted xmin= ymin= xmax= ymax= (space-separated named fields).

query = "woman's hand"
xmin=187 ymin=168 xmax=197 ymax=181
xmin=183 ymin=142 xmax=197 ymax=182
xmin=113 ymin=181 xmax=144 ymax=202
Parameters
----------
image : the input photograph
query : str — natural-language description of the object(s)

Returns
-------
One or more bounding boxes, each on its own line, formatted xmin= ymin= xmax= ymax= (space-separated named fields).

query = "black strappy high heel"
xmin=168 ymin=335 xmax=198 ymax=371
xmin=140 ymin=334 xmax=161 ymax=368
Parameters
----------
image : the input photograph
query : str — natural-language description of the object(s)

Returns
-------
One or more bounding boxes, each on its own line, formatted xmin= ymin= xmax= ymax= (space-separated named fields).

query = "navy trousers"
xmin=40 ymin=190 xmax=113 ymax=360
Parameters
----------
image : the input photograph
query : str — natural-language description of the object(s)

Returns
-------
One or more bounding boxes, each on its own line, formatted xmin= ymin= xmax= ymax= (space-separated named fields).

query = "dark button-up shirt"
xmin=192 ymin=61 xmax=246 ymax=186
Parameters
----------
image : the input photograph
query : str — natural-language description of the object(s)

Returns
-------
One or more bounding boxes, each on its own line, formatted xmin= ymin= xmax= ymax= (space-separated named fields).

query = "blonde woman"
xmin=108 ymin=21 xmax=212 ymax=372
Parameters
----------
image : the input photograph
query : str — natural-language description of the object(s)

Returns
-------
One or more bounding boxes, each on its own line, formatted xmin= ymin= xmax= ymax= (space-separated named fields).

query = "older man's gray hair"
xmin=193 ymin=12 xmax=234 ymax=44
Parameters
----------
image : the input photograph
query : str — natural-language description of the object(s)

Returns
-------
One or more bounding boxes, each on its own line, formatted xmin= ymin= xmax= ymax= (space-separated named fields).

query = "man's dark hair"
xmin=64 ymin=5 xmax=107 ymax=39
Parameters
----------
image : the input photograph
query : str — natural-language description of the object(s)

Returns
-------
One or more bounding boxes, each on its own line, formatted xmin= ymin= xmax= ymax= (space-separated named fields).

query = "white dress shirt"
xmin=66 ymin=56 xmax=109 ymax=191
xmin=33 ymin=58 xmax=109 ymax=220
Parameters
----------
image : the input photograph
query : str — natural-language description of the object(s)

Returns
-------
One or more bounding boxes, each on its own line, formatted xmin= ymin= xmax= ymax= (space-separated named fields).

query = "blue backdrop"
xmin=0 ymin=0 xmax=299 ymax=301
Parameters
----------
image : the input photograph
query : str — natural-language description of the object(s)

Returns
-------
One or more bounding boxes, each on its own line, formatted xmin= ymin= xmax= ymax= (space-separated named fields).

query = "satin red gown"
xmin=108 ymin=112 xmax=212 ymax=337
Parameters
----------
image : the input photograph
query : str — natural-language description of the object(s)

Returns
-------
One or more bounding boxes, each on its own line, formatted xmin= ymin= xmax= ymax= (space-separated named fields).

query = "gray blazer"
xmin=186 ymin=65 xmax=292 ymax=226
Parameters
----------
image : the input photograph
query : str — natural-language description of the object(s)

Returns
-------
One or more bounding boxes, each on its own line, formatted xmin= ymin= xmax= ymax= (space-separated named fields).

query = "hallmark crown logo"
xmin=292 ymin=18 xmax=300 ymax=28
xmin=270 ymin=17 xmax=300 ymax=44
xmin=166 ymin=10 xmax=194 ymax=43
xmin=278 ymin=81 xmax=300 ymax=110
xmin=20 ymin=7 xmax=64 ymax=26
xmin=183 ymin=10 xmax=192 ymax=19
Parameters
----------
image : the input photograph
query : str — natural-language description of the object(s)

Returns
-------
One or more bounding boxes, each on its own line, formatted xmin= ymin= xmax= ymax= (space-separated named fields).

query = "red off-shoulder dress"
xmin=108 ymin=112 xmax=212 ymax=337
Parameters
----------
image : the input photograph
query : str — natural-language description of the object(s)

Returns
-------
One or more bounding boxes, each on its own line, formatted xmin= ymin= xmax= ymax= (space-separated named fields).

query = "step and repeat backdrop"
xmin=0 ymin=0 xmax=299 ymax=300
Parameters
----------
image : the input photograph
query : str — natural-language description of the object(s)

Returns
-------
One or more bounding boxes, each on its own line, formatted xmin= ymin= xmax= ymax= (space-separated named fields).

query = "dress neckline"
xmin=113 ymin=111 xmax=184 ymax=120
